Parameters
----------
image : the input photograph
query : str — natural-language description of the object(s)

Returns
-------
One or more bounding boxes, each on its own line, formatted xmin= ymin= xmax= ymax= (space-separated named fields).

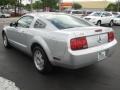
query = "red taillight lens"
xmin=70 ymin=37 xmax=88 ymax=50
xmin=108 ymin=32 xmax=114 ymax=42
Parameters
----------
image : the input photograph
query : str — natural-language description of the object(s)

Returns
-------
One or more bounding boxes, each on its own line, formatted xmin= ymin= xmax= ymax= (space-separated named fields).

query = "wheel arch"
xmin=2 ymin=30 xmax=6 ymax=37
xmin=30 ymin=41 xmax=53 ymax=63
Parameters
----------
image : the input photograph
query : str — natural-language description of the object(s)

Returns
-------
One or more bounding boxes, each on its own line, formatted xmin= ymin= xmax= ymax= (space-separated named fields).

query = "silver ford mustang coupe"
xmin=2 ymin=12 xmax=117 ymax=73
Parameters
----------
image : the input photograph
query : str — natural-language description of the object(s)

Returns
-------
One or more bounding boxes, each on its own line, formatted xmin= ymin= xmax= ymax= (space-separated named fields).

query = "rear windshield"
xmin=47 ymin=14 xmax=92 ymax=29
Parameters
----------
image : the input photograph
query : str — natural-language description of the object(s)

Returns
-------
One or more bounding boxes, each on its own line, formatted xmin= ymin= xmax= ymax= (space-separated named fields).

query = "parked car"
xmin=84 ymin=12 xmax=114 ymax=26
xmin=113 ymin=15 xmax=120 ymax=25
xmin=0 ymin=12 xmax=10 ymax=18
xmin=65 ymin=9 xmax=85 ymax=17
xmin=109 ymin=12 xmax=120 ymax=17
xmin=2 ymin=12 xmax=117 ymax=73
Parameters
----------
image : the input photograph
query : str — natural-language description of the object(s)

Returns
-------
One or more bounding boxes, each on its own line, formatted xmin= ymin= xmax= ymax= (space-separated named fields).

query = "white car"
xmin=84 ymin=12 xmax=114 ymax=26
xmin=0 ymin=12 xmax=10 ymax=18
xmin=65 ymin=9 xmax=85 ymax=17
xmin=2 ymin=12 xmax=117 ymax=73
xmin=113 ymin=15 xmax=120 ymax=25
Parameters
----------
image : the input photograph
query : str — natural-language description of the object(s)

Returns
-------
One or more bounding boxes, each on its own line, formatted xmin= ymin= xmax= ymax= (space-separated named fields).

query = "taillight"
xmin=70 ymin=37 xmax=88 ymax=50
xmin=108 ymin=32 xmax=114 ymax=42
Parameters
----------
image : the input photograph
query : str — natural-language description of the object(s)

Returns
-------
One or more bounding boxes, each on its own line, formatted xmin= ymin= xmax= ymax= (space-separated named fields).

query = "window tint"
xmin=103 ymin=13 xmax=112 ymax=16
xmin=47 ymin=14 xmax=92 ymax=29
xmin=34 ymin=19 xmax=46 ymax=28
xmin=90 ymin=12 xmax=102 ymax=16
xmin=17 ymin=16 xmax=34 ymax=28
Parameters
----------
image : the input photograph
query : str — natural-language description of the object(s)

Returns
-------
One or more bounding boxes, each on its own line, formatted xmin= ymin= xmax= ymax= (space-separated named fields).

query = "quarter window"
xmin=34 ymin=19 xmax=46 ymax=28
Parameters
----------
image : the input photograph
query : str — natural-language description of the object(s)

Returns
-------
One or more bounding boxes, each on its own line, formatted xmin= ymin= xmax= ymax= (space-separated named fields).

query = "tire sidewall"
xmin=2 ymin=33 xmax=9 ymax=48
xmin=33 ymin=46 xmax=52 ymax=73
xmin=97 ymin=21 xmax=101 ymax=26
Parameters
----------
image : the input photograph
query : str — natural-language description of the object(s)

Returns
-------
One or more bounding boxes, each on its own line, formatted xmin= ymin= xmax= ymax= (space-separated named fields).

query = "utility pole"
xmin=30 ymin=0 xmax=33 ymax=12
xmin=118 ymin=0 xmax=119 ymax=12
xmin=59 ymin=0 xmax=62 ymax=11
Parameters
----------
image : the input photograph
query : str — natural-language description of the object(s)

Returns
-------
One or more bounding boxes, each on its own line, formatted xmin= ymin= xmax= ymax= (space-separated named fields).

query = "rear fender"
xmin=29 ymin=36 xmax=54 ymax=62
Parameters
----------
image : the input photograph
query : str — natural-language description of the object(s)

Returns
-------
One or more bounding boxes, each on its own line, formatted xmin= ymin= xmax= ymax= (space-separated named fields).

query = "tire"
xmin=2 ymin=33 xmax=11 ymax=48
xmin=96 ymin=21 xmax=101 ymax=26
xmin=1 ymin=15 xmax=5 ymax=18
xmin=33 ymin=46 xmax=52 ymax=74
xmin=109 ymin=20 xmax=113 ymax=27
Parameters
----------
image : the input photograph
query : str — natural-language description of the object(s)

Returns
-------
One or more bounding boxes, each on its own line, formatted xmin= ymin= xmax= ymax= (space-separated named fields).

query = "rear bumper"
xmin=53 ymin=39 xmax=117 ymax=69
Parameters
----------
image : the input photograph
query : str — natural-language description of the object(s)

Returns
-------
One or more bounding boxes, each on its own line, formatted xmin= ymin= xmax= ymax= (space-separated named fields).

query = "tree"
xmin=105 ymin=3 xmax=117 ymax=11
xmin=105 ymin=2 xmax=120 ymax=12
xmin=41 ymin=0 xmax=59 ymax=11
xmin=33 ymin=1 xmax=42 ymax=10
xmin=72 ymin=3 xmax=82 ymax=9
xmin=25 ymin=4 xmax=31 ymax=11
xmin=0 ymin=0 xmax=8 ymax=6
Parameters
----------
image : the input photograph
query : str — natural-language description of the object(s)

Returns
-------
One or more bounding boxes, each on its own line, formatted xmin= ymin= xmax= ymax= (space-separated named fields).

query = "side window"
xmin=103 ymin=13 xmax=112 ymax=17
xmin=17 ymin=16 xmax=34 ymax=28
xmin=102 ymin=13 xmax=106 ymax=17
xmin=34 ymin=19 xmax=46 ymax=28
xmin=107 ymin=13 xmax=112 ymax=16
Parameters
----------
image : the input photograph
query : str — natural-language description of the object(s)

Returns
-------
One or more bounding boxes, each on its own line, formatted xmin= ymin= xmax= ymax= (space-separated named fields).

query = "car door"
xmin=106 ymin=12 xmax=113 ymax=23
xmin=101 ymin=12 xmax=108 ymax=24
xmin=102 ymin=12 xmax=111 ymax=24
xmin=7 ymin=16 xmax=34 ymax=51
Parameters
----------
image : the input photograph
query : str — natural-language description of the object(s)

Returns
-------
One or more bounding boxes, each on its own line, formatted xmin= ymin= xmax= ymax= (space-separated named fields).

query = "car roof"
xmin=26 ymin=12 xmax=66 ymax=18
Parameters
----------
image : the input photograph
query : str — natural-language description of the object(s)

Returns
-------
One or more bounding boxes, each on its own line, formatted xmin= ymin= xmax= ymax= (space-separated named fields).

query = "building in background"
xmin=61 ymin=1 xmax=110 ymax=11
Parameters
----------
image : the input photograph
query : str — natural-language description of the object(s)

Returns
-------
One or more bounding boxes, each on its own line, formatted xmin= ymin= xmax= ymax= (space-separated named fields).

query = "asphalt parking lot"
xmin=0 ymin=18 xmax=120 ymax=90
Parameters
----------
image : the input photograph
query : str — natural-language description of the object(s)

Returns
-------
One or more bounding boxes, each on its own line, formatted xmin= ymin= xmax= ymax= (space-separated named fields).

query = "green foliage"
xmin=105 ymin=2 xmax=120 ymax=12
xmin=72 ymin=3 xmax=82 ymax=9
xmin=25 ymin=4 xmax=31 ymax=11
xmin=41 ymin=0 xmax=59 ymax=10
xmin=33 ymin=1 xmax=42 ymax=10
xmin=25 ymin=0 xmax=59 ymax=11
xmin=0 ymin=0 xmax=17 ymax=6
xmin=0 ymin=0 xmax=9 ymax=5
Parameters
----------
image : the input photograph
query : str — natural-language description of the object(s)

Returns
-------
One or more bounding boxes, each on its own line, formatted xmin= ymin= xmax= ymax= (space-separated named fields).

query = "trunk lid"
xmin=63 ymin=26 xmax=113 ymax=48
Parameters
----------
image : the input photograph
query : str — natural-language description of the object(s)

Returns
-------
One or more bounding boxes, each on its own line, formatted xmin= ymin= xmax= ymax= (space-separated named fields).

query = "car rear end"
xmin=114 ymin=17 xmax=120 ymax=25
xmin=58 ymin=27 xmax=117 ymax=69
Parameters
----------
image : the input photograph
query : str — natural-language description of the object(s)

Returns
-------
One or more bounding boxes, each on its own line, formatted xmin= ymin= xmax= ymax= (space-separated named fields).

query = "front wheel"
xmin=33 ymin=46 xmax=52 ymax=74
xmin=2 ymin=33 xmax=11 ymax=48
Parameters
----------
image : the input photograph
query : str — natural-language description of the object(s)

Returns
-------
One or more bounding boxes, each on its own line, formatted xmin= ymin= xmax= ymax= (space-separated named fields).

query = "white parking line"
xmin=0 ymin=77 xmax=20 ymax=90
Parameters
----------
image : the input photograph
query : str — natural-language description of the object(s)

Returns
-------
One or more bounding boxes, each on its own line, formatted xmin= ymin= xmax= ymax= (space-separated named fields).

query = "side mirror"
xmin=10 ymin=22 xmax=18 ymax=27
xmin=10 ymin=23 xmax=13 ymax=26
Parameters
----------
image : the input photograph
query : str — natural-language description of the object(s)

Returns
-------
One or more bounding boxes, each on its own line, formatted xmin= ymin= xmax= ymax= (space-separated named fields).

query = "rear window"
xmin=47 ymin=14 xmax=92 ymax=29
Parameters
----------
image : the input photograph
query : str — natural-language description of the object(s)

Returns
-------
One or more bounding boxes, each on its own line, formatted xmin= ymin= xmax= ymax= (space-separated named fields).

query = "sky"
xmin=22 ymin=0 xmax=116 ymax=5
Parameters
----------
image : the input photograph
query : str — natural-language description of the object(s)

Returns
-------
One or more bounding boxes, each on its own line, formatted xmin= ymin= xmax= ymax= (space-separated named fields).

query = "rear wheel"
xmin=2 ymin=33 xmax=11 ymax=48
xmin=96 ymin=21 xmax=101 ymax=26
xmin=33 ymin=46 xmax=52 ymax=74
xmin=109 ymin=20 xmax=113 ymax=27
